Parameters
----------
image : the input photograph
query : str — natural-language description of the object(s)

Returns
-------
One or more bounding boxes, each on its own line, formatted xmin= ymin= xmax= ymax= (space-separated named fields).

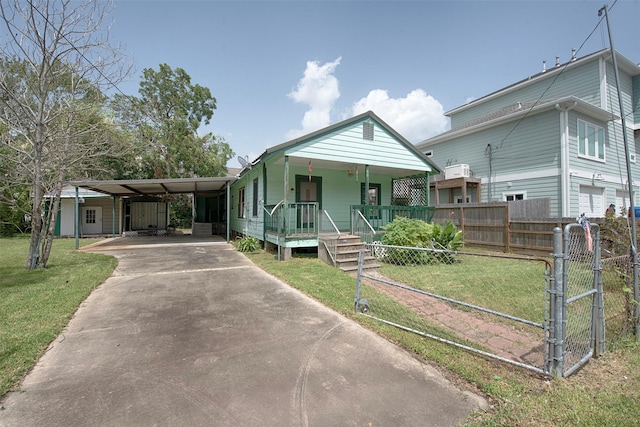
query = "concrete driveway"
xmin=0 ymin=236 xmax=487 ymax=426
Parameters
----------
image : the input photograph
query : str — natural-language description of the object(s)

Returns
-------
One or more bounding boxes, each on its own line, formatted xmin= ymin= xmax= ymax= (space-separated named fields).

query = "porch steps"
xmin=321 ymin=234 xmax=379 ymax=272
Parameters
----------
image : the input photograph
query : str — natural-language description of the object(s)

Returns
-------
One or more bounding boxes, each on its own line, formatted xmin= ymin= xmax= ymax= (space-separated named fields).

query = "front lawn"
xmin=246 ymin=250 xmax=640 ymax=427
xmin=0 ymin=237 xmax=116 ymax=397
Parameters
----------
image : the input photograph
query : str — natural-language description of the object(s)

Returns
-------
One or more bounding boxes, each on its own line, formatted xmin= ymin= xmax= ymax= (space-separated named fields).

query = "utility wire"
xmin=496 ymin=1 xmax=617 ymax=150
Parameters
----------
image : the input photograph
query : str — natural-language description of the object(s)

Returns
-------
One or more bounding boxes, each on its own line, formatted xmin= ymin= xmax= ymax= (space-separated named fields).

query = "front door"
xmin=295 ymin=175 xmax=321 ymax=230
xmin=81 ymin=206 xmax=102 ymax=235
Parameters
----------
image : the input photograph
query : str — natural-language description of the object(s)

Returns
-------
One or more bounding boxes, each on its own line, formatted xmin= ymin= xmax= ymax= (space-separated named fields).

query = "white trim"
xmin=577 ymin=119 xmax=606 ymax=162
xmin=481 ymin=167 xmax=560 ymax=184
xmin=600 ymin=57 xmax=607 ymax=111
xmin=503 ymin=191 xmax=527 ymax=201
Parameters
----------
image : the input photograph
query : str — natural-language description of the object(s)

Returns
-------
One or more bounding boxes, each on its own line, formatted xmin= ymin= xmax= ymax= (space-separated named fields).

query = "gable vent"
xmin=363 ymin=122 xmax=374 ymax=140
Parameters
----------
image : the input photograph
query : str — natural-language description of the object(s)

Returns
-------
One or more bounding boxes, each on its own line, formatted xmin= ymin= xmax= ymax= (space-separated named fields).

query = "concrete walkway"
xmin=0 ymin=236 xmax=487 ymax=426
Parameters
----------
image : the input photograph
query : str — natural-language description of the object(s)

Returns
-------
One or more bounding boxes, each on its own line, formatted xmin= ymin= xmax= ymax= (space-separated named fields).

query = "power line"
xmin=496 ymin=2 xmax=615 ymax=151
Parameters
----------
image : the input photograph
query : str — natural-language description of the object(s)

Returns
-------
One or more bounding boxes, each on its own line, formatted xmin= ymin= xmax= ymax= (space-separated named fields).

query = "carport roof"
xmin=68 ymin=177 xmax=236 ymax=197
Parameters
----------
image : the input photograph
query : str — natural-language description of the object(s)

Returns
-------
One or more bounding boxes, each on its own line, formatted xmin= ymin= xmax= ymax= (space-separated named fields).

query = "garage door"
xmin=579 ymin=185 xmax=605 ymax=217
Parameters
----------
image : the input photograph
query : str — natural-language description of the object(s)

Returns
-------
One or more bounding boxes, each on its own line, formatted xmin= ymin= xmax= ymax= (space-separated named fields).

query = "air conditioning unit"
xmin=445 ymin=164 xmax=470 ymax=180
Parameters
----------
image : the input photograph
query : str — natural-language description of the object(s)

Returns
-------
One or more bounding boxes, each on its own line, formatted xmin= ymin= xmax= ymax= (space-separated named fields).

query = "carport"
xmin=68 ymin=177 xmax=237 ymax=248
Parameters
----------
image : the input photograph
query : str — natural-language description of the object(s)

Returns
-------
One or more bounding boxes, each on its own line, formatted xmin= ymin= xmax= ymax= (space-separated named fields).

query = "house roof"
xmin=67 ymin=177 xmax=236 ymax=197
xmin=445 ymin=49 xmax=639 ymax=118
xmin=418 ymin=96 xmax=616 ymax=147
xmin=239 ymin=110 xmax=441 ymax=177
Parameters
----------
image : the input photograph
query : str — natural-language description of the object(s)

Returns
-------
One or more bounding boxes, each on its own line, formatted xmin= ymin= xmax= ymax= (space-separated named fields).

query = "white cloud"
xmin=286 ymin=57 xmax=342 ymax=140
xmin=349 ymin=89 xmax=448 ymax=143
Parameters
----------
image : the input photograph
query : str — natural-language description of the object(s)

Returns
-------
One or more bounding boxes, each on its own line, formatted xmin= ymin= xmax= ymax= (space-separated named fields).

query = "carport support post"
xmin=74 ymin=186 xmax=80 ymax=249
xmin=112 ymin=195 xmax=117 ymax=237
xmin=226 ymin=186 xmax=231 ymax=242
xmin=550 ymin=226 xmax=564 ymax=377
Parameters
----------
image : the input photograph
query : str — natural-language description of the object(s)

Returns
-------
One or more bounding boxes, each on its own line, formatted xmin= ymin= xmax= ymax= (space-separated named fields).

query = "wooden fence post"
xmin=505 ymin=203 xmax=510 ymax=252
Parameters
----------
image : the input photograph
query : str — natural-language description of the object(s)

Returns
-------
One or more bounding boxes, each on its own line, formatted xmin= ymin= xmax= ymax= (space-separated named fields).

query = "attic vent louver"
xmin=363 ymin=122 xmax=374 ymax=140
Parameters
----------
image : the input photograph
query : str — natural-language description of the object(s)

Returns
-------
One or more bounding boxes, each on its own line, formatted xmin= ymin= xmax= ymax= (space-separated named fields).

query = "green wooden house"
xmin=417 ymin=49 xmax=640 ymax=218
xmin=229 ymin=111 xmax=441 ymax=268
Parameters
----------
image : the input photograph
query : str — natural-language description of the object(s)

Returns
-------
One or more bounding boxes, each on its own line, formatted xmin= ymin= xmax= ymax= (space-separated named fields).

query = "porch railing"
xmin=350 ymin=205 xmax=436 ymax=232
xmin=264 ymin=202 xmax=319 ymax=236
xmin=319 ymin=210 xmax=341 ymax=266
xmin=351 ymin=210 xmax=376 ymax=244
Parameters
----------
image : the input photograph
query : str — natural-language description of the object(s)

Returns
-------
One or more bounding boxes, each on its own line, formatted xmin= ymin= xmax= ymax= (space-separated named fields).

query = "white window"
xmin=578 ymin=120 xmax=605 ymax=161
xmin=503 ymin=192 xmax=525 ymax=201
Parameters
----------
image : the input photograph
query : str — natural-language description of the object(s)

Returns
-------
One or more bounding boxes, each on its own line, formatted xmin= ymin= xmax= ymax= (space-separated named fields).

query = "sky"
xmin=106 ymin=0 xmax=640 ymax=168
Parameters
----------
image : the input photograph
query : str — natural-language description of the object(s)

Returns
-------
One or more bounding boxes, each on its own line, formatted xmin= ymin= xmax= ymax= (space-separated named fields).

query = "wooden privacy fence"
xmin=431 ymin=199 xmax=605 ymax=255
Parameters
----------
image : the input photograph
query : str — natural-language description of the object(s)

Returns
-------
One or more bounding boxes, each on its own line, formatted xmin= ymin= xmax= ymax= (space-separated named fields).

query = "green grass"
xmin=2 ymin=239 xmax=639 ymax=426
xmin=246 ymin=250 xmax=640 ymax=427
xmin=379 ymin=253 xmax=547 ymax=321
xmin=0 ymin=237 xmax=116 ymax=397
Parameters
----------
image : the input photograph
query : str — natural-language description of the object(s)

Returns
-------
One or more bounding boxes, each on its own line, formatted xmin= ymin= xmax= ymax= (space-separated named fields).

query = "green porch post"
xmin=425 ymin=171 xmax=430 ymax=207
xmin=364 ymin=165 xmax=370 ymax=220
xmin=281 ymin=156 xmax=290 ymax=260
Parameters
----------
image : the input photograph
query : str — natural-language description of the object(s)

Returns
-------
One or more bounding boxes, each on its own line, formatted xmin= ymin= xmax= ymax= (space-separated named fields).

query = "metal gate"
xmin=354 ymin=224 xmax=604 ymax=377
xmin=550 ymin=223 xmax=605 ymax=377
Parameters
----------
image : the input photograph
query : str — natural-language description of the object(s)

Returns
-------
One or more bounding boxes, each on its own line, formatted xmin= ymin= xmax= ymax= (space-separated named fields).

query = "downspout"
xmin=556 ymin=101 xmax=577 ymax=217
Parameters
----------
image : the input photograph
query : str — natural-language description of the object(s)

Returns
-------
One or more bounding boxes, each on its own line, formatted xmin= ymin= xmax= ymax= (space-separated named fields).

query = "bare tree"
xmin=0 ymin=0 xmax=132 ymax=269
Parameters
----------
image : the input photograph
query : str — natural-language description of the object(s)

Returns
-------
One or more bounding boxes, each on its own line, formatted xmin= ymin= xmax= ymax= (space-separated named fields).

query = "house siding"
xmin=286 ymin=121 xmax=433 ymax=172
xmin=229 ymin=112 xmax=437 ymax=248
xmin=229 ymin=165 xmax=264 ymax=241
xmin=633 ymin=75 xmax=640 ymax=124
xmin=261 ymin=161 xmax=392 ymax=231
xmin=58 ymin=197 xmax=120 ymax=236
xmin=425 ymin=50 xmax=639 ymax=218
xmin=604 ymin=61 xmax=634 ymax=118
xmin=430 ymin=110 xmax=561 ymax=200
xmin=451 ymin=60 xmax=601 ymax=130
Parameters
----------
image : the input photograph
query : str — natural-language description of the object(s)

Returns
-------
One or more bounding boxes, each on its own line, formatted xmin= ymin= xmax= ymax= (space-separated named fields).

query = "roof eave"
xmin=417 ymin=96 xmax=616 ymax=148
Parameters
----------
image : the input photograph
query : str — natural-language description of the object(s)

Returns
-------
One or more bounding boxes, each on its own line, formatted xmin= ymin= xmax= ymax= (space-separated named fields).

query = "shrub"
xmin=235 ymin=235 xmax=260 ymax=252
xmin=380 ymin=216 xmax=433 ymax=247
xmin=431 ymin=221 xmax=463 ymax=250
xmin=379 ymin=217 xmax=462 ymax=265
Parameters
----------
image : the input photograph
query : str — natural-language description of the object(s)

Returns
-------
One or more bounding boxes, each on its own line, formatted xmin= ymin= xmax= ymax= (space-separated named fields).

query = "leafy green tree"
xmin=112 ymin=64 xmax=233 ymax=179
xmin=0 ymin=0 xmax=131 ymax=269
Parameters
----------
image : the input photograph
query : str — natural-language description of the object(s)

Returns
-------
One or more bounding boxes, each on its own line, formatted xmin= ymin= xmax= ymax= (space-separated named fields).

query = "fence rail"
xmin=354 ymin=224 xmax=606 ymax=377
xmin=350 ymin=205 xmax=435 ymax=232
xmin=355 ymin=242 xmax=552 ymax=375
xmin=432 ymin=201 xmax=608 ymax=255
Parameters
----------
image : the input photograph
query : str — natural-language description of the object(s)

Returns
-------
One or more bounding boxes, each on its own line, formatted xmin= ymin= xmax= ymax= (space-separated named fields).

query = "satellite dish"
xmin=238 ymin=155 xmax=251 ymax=169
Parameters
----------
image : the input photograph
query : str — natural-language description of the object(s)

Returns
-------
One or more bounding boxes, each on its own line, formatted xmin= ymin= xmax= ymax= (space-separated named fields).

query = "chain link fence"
xmin=355 ymin=224 xmax=611 ymax=377
xmin=355 ymin=242 xmax=552 ymax=374
xmin=601 ymin=255 xmax=635 ymax=343
xmin=560 ymin=224 xmax=604 ymax=376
